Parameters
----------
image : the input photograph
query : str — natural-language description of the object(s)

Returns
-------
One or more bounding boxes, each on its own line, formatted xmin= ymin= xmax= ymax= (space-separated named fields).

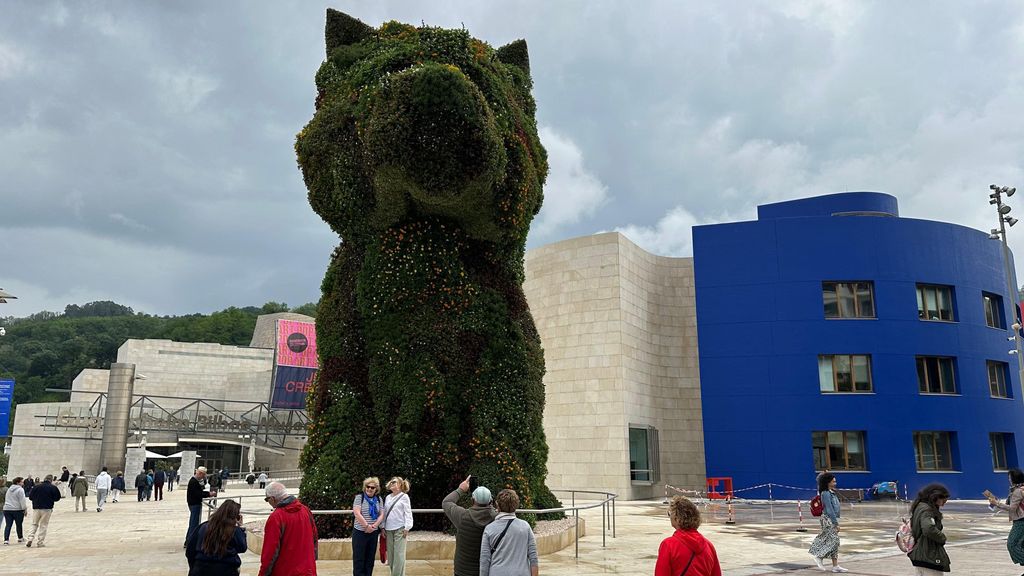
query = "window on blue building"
xmin=812 ymin=431 xmax=867 ymax=471
xmin=823 ymin=282 xmax=875 ymax=319
xmin=818 ymin=355 xmax=872 ymax=392
xmin=916 ymin=357 xmax=957 ymax=394
xmin=990 ymin=433 xmax=1014 ymax=471
xmin=916 ymin=284 xmax=955 ymax=321
xmin=984 ymin=292 xmax=1006 ymax=329
xmin=913 ymin=431 xmax=956 ymax=471
xmin=988 ymin=361 xmax=1011 ymax=398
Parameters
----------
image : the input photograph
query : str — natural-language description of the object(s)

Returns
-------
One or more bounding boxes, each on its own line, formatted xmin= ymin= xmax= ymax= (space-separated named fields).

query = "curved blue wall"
xmin=693 ymin=192 xmax=1022 ymax=499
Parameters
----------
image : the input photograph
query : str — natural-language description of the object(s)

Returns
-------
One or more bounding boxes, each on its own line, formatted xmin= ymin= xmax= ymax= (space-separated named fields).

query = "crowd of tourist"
xmin=28 ymin=460 xmax=1024 ymax=576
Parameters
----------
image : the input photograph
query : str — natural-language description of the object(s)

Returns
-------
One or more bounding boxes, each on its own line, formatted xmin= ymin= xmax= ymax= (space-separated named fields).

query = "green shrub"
xmin=297 ymin=10 xmax=560 ymax=535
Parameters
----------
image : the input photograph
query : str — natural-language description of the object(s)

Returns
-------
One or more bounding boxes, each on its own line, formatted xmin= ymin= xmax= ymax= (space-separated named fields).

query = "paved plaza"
xmin=3 ymin=483 xmax=1024 ymax=575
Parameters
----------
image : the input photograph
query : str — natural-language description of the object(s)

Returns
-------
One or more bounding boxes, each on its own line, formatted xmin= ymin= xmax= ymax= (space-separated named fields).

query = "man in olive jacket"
xmin=442 ymin=476 xmax=497 ymax=576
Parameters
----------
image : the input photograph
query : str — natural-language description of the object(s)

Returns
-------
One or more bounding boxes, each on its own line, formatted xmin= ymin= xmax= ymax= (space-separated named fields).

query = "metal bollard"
xmin=726 ymin=497 xmax=736 ymax=524
xmin=796 ymin=500 xmax=807 ymax=532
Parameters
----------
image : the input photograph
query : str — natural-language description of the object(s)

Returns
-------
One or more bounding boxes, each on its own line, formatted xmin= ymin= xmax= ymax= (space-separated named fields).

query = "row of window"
xmin=818 ymin=354 xmax=1012 ymax=398
xmin=823 ymin=281 xmax=1007 ymax=328
xmin=813 ymin=430 xmax=1014 ymax=472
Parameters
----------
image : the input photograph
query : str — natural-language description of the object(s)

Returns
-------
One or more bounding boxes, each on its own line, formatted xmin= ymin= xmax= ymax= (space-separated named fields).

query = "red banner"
xmin=276 ymin=319 xmax=318 ymax=368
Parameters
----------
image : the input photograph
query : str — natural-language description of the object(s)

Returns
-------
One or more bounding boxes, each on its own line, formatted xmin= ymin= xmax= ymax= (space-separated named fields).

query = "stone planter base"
xmin=247 ymin=518 xmax=586 ymax=561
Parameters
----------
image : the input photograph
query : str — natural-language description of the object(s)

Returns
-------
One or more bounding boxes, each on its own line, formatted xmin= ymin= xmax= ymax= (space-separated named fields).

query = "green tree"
xmin=261 ymin=302 xmax=290 ymax=314
xmin=290 ymin=302 xmax=318 ymax=317
xmin=64 ymin=301 xmax=135 ymax=318
xmin=0 ymin=301 xmax=276 ymax=435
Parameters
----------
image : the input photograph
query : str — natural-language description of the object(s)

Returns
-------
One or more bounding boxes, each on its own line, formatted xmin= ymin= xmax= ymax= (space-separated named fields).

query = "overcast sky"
xmin=2 ymin=1 xmax=1024 ymax=317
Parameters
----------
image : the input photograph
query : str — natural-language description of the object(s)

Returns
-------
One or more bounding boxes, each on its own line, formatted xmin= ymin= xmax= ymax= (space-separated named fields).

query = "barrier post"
xmin=574 ymin=507 xmax=579 ymax=559
xmin=768 ymin=483 xmax=775 ymax=522
xmin=796 ymin=500 xmax=807 ymax=532
xmin=602 ymin=500 xmax=607 ymax=548
xmin=725 ymin=496 xmax=736 ymax=525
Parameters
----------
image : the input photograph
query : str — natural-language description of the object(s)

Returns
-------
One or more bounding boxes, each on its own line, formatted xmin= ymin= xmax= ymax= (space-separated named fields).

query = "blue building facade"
xmin=693 ymin=192 xmax=1024 ymax=499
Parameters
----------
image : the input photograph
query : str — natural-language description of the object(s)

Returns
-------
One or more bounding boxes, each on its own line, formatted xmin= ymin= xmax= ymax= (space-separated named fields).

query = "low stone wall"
xmin=247 ymin=518 xmax=586 ymax=561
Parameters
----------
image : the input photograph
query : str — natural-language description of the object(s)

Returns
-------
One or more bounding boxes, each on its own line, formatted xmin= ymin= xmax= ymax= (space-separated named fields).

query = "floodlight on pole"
xmin=988 ymin=183 xmax=1024 ymax=405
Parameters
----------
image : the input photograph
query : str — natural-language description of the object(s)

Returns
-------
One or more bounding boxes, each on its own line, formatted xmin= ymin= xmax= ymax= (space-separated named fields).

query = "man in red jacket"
xmin=260 ymin=482 xmax=318 ymax=576
xmin=655 ymin=496 xmax=722 ymax=576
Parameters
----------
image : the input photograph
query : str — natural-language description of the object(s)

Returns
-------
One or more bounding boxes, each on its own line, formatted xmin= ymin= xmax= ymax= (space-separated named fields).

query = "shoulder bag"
xmin=489 ymin=519 xmax=516 ymax=554
xmin=679 ymin=550 xmax=696 ymax=576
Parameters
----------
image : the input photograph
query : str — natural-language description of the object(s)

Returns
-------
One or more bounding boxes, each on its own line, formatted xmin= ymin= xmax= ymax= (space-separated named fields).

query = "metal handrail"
xmin=204 ymin=488 xmax=616 ymax=559
xmin=226 ymin=469 xmax=302 ymax=482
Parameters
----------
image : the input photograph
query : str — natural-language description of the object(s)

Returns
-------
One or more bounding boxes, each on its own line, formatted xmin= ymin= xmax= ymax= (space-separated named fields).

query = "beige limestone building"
xmin=524 ymin=232 xmax=705 ymax=500
xmin=8 ymin=313 xmax=312 ymax=479
xmin=9 ymin=234 xmax=704 ymax=499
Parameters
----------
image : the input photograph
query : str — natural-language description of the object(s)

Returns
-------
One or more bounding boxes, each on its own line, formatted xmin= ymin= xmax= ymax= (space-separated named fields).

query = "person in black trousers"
xmin=185 ymin=467 xmax=213 ymax=549
xmin=134 ymin=469 xmax=148 ymax=502
xmin=153 ymin=469 xmax=166 ymax=501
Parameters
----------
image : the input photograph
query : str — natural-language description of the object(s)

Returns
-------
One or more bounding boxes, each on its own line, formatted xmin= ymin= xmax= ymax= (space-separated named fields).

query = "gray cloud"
xmin=2 ymin=1 xmax=1023 ymax=318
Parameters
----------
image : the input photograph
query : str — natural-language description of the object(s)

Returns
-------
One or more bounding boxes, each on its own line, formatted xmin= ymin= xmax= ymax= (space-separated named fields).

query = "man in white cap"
xmin=442 ymin=476 xmax=497 ymax=576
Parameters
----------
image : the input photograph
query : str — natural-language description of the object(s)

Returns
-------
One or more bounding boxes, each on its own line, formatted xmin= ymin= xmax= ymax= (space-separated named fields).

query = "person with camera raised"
xmin=443 ymin=475 xmax=497 ymax=576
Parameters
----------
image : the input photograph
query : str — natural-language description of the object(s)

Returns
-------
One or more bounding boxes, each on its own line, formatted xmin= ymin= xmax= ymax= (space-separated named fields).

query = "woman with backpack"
xmin=808 ymin=472 xmax=847 ymax=572
xmin=654 ymin=495 xmax=721 ymax=576
xmin=908 ymin=483 xmax=950 ymax=574
xmin=987 ymin=467 xmax=1024 ymax=568
xmin=351 ymin=476 xmax=383 ymax=576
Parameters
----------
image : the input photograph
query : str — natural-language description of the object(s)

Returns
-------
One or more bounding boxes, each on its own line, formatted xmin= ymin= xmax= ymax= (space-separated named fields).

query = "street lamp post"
xmin=988 ymin=184 xmax=1024 ymax=403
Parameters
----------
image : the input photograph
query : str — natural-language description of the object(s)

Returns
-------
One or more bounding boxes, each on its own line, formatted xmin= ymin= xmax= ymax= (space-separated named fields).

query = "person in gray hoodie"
xmin=3 ymin=477 xmax=30 ymax=544
xmin=94 ymin=467 xmax=111 ymax=512
xmin=443 ymin=476 xmax=497 ymax=576
xmin=479 ymin=489 xmax=537 ymax=576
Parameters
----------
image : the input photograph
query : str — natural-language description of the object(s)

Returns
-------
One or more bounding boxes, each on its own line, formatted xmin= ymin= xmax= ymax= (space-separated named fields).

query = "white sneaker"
xmin=832 ymin=568 xmax=849 ymax=573
xmin=812 ymin=556 xmax=825 ymax=570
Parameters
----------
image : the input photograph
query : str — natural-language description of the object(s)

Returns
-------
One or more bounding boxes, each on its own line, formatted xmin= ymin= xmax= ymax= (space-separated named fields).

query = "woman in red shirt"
xmin=655 ymin=496 xmax=722 ymax=576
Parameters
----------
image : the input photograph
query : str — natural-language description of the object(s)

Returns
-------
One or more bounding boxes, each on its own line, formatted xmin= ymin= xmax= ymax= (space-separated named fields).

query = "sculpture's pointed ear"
xmin=325 ymin=9 xmax=372 ymax=56
xmin=496 ymin=39 xmax=530 ymax=75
